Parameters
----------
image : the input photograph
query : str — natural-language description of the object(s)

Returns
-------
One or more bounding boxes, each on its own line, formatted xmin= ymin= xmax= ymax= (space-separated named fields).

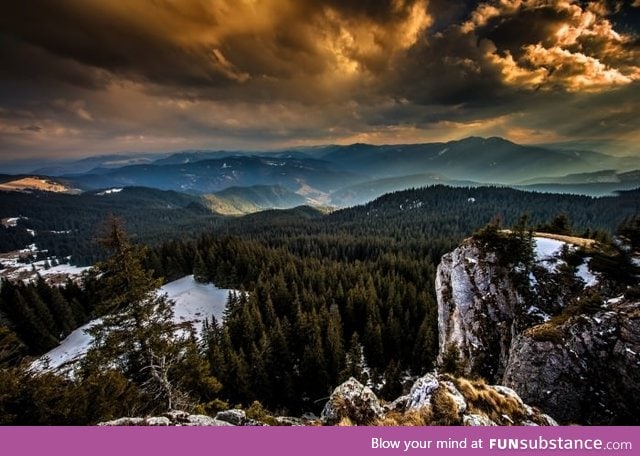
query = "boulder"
xmin=215 ymin=409 xmax=247 ymax=426
xmin=321 ymin=377 xmax=384 ymax=425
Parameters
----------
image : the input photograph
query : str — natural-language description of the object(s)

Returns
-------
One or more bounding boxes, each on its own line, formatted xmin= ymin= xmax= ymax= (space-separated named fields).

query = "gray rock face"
xmin=503 ymin=300 xmax=640 ymax=424
xmin=436 ymin=241 xmax=525 ymax=381
xmin=436 ymin=237 xmax=640 ymax=424
xmin=406 ymin=373 xmax=439 ymax=410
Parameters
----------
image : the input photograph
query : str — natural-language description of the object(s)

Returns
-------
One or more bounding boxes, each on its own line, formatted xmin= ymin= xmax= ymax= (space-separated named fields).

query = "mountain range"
xmin=1 ymin=136 xmax=639 ymax=210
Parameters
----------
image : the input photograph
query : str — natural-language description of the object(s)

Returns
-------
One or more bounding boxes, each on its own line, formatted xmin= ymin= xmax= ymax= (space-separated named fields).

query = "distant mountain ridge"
xmin=318 ymin=136 xmax=622 ymax=183
xmin=0 ymin=136 xmax=637 ymax=207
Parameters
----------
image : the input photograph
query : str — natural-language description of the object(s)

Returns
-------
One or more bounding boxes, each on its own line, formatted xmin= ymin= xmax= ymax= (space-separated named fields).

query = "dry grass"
xmin=500 ymin=230 xmax=597 ymax=250
xmin=0 ymin=177 xmax=75 ymax=194
xmin=430 ymin=385 xmax=462 ymax=425
xmin=532 ymin=232 xmax=596 ymax=249
xmin=375 ymin=409 xmax=433 ymax=426
xmin=454 ymin=377 xmax=524 ymax=424
xmin=337 ymin=416 xmax=354 ymax=426
xmin=328 ymin=393 xmax=380 ymax=426
xmin=525 ymin=322 xmax=565 ymax=344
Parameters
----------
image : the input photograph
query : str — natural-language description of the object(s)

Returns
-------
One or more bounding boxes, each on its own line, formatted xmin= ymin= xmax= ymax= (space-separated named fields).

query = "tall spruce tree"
xmin=82 ymin=218 xmax=199 ymax=412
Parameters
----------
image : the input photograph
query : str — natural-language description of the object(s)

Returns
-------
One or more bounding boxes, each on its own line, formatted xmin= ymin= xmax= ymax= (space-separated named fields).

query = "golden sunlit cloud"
xmin=468 ymin=0 xmax=640 ymax=92
xmin=0 ymin=0 xmax=638 ymax=159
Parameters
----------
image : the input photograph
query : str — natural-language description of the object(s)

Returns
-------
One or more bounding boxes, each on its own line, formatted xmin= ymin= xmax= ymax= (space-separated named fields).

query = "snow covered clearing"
xmin=0 ymin=245 xmax=87 ymax=283
xmin=533 ymin=237 xmax=565 ymax=272
xmin=35 ymin=320 xmax=98 ymax=371
xmin=162 ymin=275 xmax=232 ymax=333
xmin=33 ymin=275 xmax=235 ymax=371
xmin=534 ymin=237 xmax=566 ymax=262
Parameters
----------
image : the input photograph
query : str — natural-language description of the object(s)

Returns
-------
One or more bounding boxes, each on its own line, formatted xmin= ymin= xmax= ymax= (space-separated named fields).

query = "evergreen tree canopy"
xmin=82 ymin=218 xmax=216 ymax=413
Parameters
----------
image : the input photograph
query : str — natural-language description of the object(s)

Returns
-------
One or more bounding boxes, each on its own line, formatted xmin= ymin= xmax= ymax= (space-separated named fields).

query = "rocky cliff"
xmin=504 ymin=297 xmax=640 ymax=424
xmin=435 ymin=241 xmax=524 ymax=380
xmin=436 ymin=233 xmax=640 ymax=424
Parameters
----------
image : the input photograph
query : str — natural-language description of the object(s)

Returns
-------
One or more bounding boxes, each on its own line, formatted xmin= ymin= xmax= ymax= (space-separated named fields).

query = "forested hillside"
xmin=0 ymin=185 xmax=637 ymax=423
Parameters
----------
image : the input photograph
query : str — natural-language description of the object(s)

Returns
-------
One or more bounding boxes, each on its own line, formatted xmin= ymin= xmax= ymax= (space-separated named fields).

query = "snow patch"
xmin=534 ymin=237 xmax=566 ymax=261
xmin=527 ymin=306 xmax=551 ymax=322
xmin=97 ymin=188 xmax=123 ymax=196
xmin=161 ymin=275 xmax=232 ymax=332
xmin=576 ymin=262 xmax=598 ymax=287
xmin=534 ymin=237 xmax=566 ymax=272
xmin=606 ymin=296 xmax=624 ymax=305
xmin=33 ymin=275 xmax=235 ymax=370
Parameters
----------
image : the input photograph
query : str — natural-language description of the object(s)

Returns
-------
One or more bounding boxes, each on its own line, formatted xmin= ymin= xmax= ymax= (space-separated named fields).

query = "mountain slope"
xmin=321 ymin=137 xmax=621 ymax=183
xmin=329 ymin=173 xmax=479 ymax=206
xmin=203 ymin=185 xmax=307 ymax=215
xmin=65 ymin=156 xmax=363 ymax=195
xmin=0 ymin=186 xmax=219 ymax=264
xmin=0 ymin=176 xmax=80 ymax=194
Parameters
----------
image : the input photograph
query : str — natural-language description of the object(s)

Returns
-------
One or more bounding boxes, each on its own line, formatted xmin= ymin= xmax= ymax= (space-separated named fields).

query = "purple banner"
xmin=1 ymin=426 xmax=636 ymax=456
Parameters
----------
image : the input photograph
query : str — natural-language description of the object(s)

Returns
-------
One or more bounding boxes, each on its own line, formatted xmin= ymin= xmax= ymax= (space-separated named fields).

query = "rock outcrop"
xmin=436 ymin=241 xmax=525 ymax=380
xmin=98 ymin=372 xmax=558 ymax=427
xmin=99 ymin=410 xmax=233 ymax=426
xmin=321 ymin=373 xmax=556 ymax=426
xmin=503 ymin=298 xmax=640 ymax=424
xmin=321 ymin=377 xmax=384 ymax=425
xmin=436 ymin=235 xmax=640 ymax=424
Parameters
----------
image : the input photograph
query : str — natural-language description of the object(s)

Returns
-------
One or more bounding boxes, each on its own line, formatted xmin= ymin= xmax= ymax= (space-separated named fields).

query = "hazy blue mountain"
xmin=203 ymin=185 xmax=308 ymax=215
xmin=64 ymin=156 xmax=364 ymax=195
xmin=2 ymin=137 xmax=635 ymax=204
xmin=152 ymin=150 xmax=243 ymax=166
xmin=515 ymin=169 xmax=640 ymax=196
xmin=31 ymin=154 xmax=163 ymax=176
xmin=320 ymin=137 xmax=620 ymax=183
xmin=519 ymin=169 xmax=620 ymax=185
xmin=153 ymin=149 xmax=314 ymax=166
xmin=329 ymin=173 xmax=480 ymax=206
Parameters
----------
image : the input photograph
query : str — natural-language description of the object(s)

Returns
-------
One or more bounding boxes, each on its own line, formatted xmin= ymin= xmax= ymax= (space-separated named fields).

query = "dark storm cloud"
xmin=0 ymin=0 xmax=430 ymax=89
xmin=0 ymin=0 xmax=638 ymax=159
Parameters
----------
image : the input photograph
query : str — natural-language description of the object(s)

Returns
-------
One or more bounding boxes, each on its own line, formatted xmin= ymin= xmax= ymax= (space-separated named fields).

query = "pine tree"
xmin=81 ymin=218 xmax=196 ymax=412
xmin=340 ymin=332 xmax=368 ymax=384
xmin=324 ymin=304 xmax=345 ymax=382
xmin=193 ymin=251 xmax=208 ymax=283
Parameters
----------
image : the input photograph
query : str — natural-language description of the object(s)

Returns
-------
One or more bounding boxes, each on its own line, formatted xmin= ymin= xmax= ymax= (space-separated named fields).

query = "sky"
xmin=1 ymin=0 xmax=639 ymax=161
